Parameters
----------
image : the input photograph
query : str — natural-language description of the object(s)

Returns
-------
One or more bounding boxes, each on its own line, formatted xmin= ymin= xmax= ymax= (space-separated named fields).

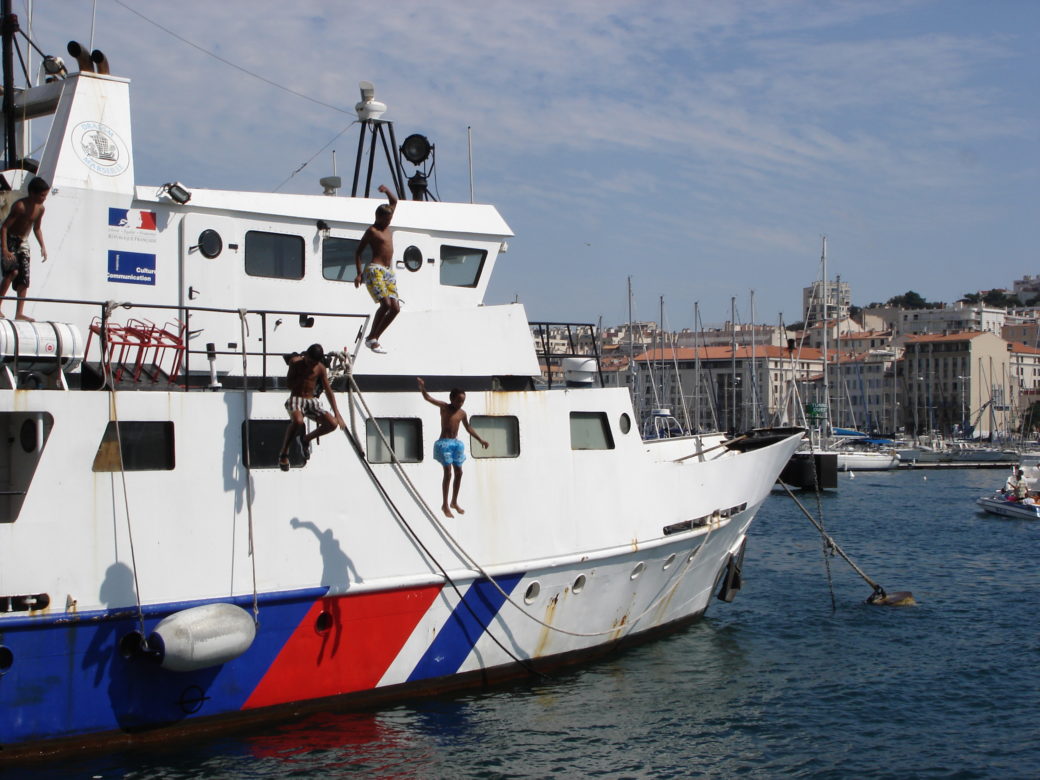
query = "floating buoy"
xmin=148 ymin=603 xmax=256 ymax=672
xmin=867 ymin=589 xmax=916 ymax=607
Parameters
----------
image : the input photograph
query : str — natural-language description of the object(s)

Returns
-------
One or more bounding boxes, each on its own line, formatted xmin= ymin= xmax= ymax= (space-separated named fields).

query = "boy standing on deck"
xmin=417 ymin=377 xmax=488 ymax=518
xmin=278 ymin=344 xmax=345 ymax=471
xmin=354 ymin=184 xmax=398 ymax=354
xmin=0 ymin=176 xmax=50 ymax=321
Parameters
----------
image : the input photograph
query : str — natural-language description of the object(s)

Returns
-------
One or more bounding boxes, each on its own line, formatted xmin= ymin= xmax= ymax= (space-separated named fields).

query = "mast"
xmin=2 ymin=0 xmax=18 ymax=169
xmin=820 ymin=236 xmax=830 ymax=441
xmin=693 ymin=301 xmax=701 ymax=433
xmin=730 ymin=296 xmax=737 ymax=433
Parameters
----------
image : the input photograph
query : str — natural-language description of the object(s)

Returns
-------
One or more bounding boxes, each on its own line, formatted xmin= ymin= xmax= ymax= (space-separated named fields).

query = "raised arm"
xmin=417 ymin=377 xmax=447 ymax=409
xmin=378 ymin=184 xmax=398 ymax=219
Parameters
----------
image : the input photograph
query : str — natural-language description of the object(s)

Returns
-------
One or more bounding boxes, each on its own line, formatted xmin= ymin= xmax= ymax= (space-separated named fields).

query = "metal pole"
xmin=2 ymin=2 xmax=18 ymax=169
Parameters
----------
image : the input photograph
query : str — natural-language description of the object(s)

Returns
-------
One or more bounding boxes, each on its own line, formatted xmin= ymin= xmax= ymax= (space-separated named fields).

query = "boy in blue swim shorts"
xmin=418 ymin=377 xmax=488 ymax=518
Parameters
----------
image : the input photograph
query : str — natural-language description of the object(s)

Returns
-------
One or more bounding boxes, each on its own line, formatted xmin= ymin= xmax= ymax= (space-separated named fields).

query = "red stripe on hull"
xmin=244 ymin=585 xmax=443 ymax=709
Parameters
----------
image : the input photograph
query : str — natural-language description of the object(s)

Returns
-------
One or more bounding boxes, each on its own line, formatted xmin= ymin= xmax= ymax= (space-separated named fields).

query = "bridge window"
xmin=245 ymin=231 xmax=304 ymax=280
xmin=323 ymin=237 xmax=371 ymax=282
xmin=93 ymin=421 xmax=175 ymax=471
xmin=440 ymin=245 xmax=487 ymax=288
xmin=366 ymin=418 xmax=422 ymax=463
xmin=470 ymin=415 xmax=520 ymax=458
xmin=569 ymin=412 xmax=614 ymax=450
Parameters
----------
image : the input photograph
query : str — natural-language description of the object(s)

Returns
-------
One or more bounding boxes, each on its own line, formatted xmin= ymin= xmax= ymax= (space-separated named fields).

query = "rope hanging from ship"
xmin=777 ymin=480 xmax=915 ymax=607
xmin=331 ymin=357 xmax=720 ymax=642
xmin=238 ymin=309 xmax=260 ymax=625
xmin=101 ymin=300 xmax=147 ymax=638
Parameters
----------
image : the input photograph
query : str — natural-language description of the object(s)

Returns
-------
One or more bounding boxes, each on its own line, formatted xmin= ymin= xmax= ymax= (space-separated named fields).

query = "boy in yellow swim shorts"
xmin=354 ymin=184 xmax=399 ymax=354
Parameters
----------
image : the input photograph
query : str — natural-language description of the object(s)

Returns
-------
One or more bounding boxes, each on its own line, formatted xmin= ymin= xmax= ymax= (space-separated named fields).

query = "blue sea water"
xmin=15 ymin=468 xmax=1040 ymax=778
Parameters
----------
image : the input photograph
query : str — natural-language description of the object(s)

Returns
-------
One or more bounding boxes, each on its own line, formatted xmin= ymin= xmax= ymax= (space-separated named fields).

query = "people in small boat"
xmin=0 ymin=176 xmax=49 ymax=321
xmin=354 ymin=184 xmax=399 ymax=354
xmin=278 ymin=344 xmax=344 ymax=471
xmin=417 ymin=377 xmax=488 ymax=518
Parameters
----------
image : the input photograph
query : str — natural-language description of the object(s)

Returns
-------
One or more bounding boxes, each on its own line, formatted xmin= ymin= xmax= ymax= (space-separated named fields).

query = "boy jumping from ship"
xmin=0 ymin=176 xmax=49 ymax=321
xmin=354 ymin=184 xmax=398 ymax=354
xmin=417 ymin=377 xmax=488 ymax=518
xmin=278 ymin=344 xmax=345 ymax=471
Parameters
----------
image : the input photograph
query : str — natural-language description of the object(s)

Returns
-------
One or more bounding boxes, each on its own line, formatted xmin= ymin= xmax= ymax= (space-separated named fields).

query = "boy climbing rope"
xmin=278 ymin=344 xmax=344 ymax=471
xmin=354 ymin=184 xmax=398 ymax=353
xmin=417 ymin=377 xmax=488 ymax=518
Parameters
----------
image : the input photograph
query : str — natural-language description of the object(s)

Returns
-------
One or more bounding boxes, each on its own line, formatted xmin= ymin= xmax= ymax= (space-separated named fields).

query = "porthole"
xmin=315 ymin=611 xmax=333 ymax=634
xmin=572 ymin=574 xmax=586 ymax=594
xmin=524 ymin=581 xmax=540 ymax=604
xmin=619 ymin=413 xmax=631 ymax=434
xmin=19 ymin=418 xmax=37 ymax=453
xmin=662 ymin=553 xmax=676 ymax=570
xmin=198 ymin=229 xmax=223 ymax=259
xmin=0 ymin=645 xmax=12 ymax=674
xmin=630 ymin=562 xmax=645 ymax=580
xmin=403 ymin=245 xmax=423 ymax=272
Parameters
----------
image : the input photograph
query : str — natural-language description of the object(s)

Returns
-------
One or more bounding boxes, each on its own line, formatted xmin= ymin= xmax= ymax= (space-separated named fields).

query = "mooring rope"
xmin=778 ymin=479 xmax=888 ymax=602
xmin=101 ymin=300 xmax=146 ymax=637
xmin=238 ymin=309 xmax=260 ymax=625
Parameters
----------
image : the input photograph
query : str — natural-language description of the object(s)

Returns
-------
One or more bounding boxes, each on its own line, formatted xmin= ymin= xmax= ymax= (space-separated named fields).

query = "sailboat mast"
xmin=820 ymin=236 xmax=830 ymax=439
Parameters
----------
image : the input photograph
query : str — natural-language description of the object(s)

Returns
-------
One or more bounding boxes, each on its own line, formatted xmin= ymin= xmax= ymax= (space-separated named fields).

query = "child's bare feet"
xmin=451 ymin=502 xmax=465 ymax=515
xmin=442 ymin=504 xmax=454 ymax=518
xmin=16 ymin=314 xmax=34 ymax=322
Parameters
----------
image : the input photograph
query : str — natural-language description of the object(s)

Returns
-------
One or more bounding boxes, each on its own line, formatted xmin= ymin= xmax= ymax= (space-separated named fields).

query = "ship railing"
xmin=530 ymin=321 xmax=604 ymax=389
xmin=1 ymin=294 xmax=369 ymax=392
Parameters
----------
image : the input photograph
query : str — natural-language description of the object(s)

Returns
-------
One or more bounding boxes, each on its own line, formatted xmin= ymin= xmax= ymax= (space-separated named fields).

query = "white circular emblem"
xmin=71 ymin=121 xmax=130 ymax=177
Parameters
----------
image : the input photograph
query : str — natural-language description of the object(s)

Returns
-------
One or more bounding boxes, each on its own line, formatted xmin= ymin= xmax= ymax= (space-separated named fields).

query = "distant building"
xmin=803 ymin=279 xmax=851 ymax=326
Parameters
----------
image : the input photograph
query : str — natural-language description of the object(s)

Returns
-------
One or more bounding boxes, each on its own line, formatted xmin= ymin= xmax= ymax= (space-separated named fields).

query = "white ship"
xmin=0 ymin=22 xmax=803 ymax=757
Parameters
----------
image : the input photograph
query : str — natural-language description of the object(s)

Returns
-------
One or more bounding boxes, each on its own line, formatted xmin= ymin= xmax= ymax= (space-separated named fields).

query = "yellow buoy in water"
xmin=868 ymin=590 xmax=915 ymax=607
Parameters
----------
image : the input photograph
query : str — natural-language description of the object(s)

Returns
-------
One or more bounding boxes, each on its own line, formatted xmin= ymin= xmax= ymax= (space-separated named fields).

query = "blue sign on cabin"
xmin=108 ymin=250 xmax=156 ymax=285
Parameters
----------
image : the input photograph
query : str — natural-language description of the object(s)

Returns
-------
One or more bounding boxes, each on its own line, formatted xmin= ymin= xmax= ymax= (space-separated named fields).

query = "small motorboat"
xmin=976 ymin=492 xmax=1040 ymax=520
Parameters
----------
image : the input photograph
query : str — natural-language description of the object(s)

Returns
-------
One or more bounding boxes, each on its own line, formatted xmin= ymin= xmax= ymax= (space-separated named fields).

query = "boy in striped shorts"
xmin=278 ymin=344 xmax=344 ymax=471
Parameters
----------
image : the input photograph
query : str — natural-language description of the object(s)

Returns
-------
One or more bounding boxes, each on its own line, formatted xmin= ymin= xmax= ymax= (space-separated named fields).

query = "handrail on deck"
xmin=1 ymin=293 xmax=369 ymax=391
xmin=529 ymin=321 xmax=604 ymax=389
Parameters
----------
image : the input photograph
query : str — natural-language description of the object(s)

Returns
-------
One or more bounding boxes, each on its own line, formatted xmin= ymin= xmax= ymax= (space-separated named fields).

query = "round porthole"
xmin=19 ymin=418 xmax=37 ymax=453
xmin=198 ymin=229 xmax=223 ymax=259
xmin=662 ymin=553 xmax=676 ymax=570
xmin=619 ymin=413 xmax=631 ymax=434
xmin=572 ymin=574 xmax=587 ymax=594
xmin=403 ymin=245 xmax=423 ymax=272
xmin=630 ymin=562 xmax=646 ymax=580
xmin=0 ymin=645 xmax=12 ymax=674
xmin=524 ymin=582 xmax=541 ymax=604
xmin=315 ymin=611 xmax=333 ymax=634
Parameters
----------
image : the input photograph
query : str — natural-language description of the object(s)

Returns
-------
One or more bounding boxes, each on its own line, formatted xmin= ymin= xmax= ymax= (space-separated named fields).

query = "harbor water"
xmin=14 ymin=468 xmax=1040 ymax=778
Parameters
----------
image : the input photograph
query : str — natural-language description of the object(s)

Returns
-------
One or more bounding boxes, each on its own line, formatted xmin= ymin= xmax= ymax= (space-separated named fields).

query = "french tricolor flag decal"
xmin=108 ymin=208 xmax=157 ymax=230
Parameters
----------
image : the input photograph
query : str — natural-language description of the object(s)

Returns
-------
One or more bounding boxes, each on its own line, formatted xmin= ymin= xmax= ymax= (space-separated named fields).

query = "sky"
xmin=18 ymin=0 xmax=1040 ymax=330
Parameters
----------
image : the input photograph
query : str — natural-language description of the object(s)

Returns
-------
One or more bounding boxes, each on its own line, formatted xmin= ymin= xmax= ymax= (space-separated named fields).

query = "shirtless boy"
xmin=354 ymin=184 xmax=398 ymax=353
xmin=278 ymin=344 xmax=345 ymax=471
xmin=417 ymin=377 xmax=488 ymax=517
xmin=0 ymin=176 xmax=50 ymax=320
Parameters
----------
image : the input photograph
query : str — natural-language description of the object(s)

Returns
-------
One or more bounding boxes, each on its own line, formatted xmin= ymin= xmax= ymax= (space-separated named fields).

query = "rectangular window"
xmin=93 ymin=421 xmax=175 ymax=471
xmin=322 ymin=237 xmax=372 ymax=282
xmin=440 ymin=245 xmax=487 ymax=287
xmin=569 ymin=412 xmax=614 ymax=450
xmin=245 ymin=231 xmax=304 ymax=279
xmin=469 ymin=415 xmax=520 ymax=459
xmin=366 ymin=418 xmax=422 ymax=463
xmin=242 ymin=420 xmax=305 ymax=469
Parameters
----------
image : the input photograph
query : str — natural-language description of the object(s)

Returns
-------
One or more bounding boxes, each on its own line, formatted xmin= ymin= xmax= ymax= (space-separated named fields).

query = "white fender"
xmin=149 ymin=603 xmax=256 ymax=672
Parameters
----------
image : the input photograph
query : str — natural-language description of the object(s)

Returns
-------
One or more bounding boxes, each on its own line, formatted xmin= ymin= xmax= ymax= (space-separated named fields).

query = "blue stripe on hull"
xmin=407 ymin=574 xmax=523 ymax=682
xmin=0 ymin=590 xmax=322 ymax=746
